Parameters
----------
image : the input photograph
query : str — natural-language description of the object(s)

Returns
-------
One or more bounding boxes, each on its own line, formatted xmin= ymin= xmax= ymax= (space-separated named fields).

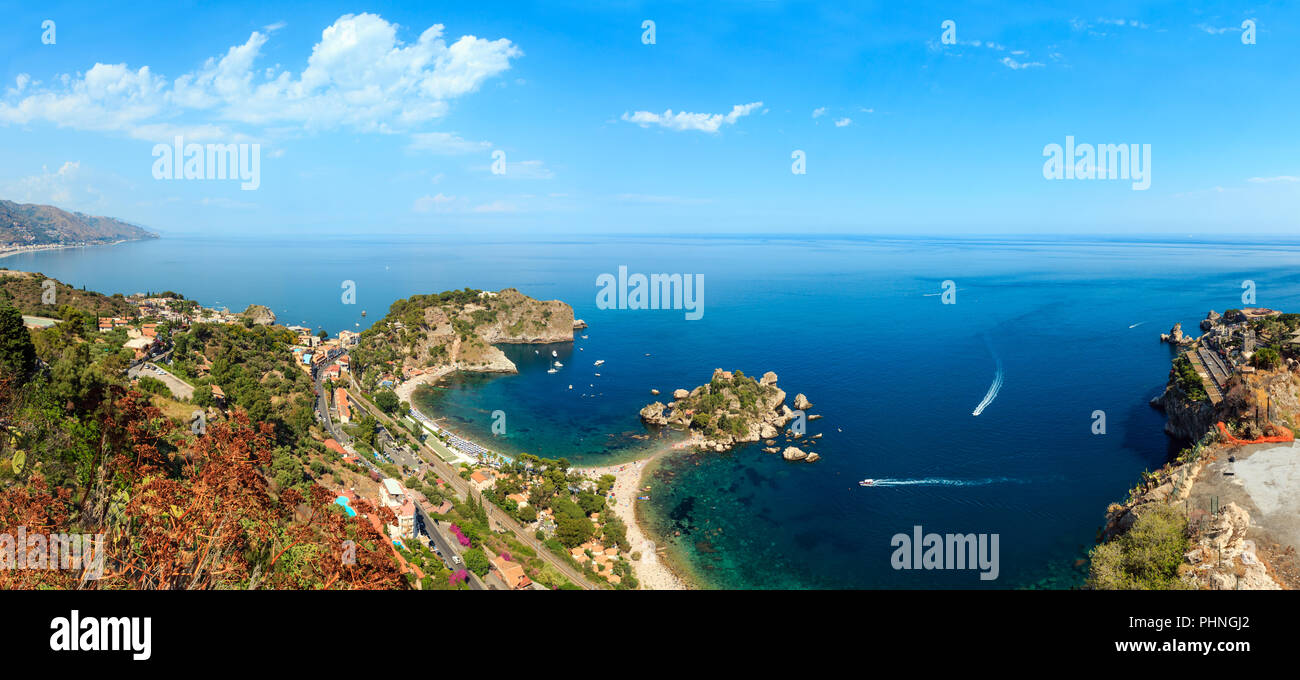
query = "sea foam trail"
xmin=1129 ymin=321 xmax=1145 ymax=329
xmin=971 ymin=339 xmax=1003 ymax=416
xmin=869 ymin=477 xmax=1025 ymax=487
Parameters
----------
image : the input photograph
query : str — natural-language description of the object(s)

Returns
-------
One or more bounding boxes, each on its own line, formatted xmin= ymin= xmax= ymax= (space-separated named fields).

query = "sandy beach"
xmin=578 ymin=446 xmax=693 ymax=590
xmin=393 ymin=366 xmax=455 ymax=405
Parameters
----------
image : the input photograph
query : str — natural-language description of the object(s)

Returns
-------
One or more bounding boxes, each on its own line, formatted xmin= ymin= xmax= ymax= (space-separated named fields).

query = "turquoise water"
xmin=334 ymin=496 xmax=357 ymax=517
xmin=14 ymin=234 xmax=1300 ymax=588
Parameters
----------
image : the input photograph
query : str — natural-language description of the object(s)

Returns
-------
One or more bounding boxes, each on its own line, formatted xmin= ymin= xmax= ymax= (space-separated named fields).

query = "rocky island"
xmin=639 ymin=368 xmax=820 ymax=461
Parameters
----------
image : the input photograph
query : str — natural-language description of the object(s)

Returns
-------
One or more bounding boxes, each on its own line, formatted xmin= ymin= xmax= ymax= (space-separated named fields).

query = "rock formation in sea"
xmin=639 ymin=369 xmax=818 ymax=461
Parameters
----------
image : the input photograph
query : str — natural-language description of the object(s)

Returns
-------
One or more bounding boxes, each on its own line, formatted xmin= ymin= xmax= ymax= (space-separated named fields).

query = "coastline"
xmin=576 ymin=439 xmax=701 ymax=590
xmin=0 ymin=239 xmax=136 ymax=260
xmin=393 ymin=366 xmax=456 ymax=405
xmin=405 ymin=364 xmax=699 ymax=589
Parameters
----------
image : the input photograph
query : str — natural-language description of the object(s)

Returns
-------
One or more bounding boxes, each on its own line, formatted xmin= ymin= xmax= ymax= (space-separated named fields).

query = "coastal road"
xmin=345 ymin=379 xmax=598 ymax=590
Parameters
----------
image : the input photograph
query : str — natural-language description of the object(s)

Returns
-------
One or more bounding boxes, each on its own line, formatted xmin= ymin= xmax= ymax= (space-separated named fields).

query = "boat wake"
xmin=868 ymin=477 xmax=1025 ymax=487
xmin=971 ymin=339 xmax=1003 ymax=416
xmin=1128 ymin=321 xmax=1145 ymax=329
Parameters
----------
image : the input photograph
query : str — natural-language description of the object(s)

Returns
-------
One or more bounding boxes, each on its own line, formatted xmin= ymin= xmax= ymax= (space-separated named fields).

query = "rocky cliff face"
xmin=360 ymin=288 xmax=574 ymax=377
xmin=1150 ymin=383 xmax=1219 ymax=442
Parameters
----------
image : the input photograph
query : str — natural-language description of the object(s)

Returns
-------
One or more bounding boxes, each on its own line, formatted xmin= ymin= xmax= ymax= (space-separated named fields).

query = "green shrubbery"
xmin=1087 ymin=504 xmax=1191 ymax=590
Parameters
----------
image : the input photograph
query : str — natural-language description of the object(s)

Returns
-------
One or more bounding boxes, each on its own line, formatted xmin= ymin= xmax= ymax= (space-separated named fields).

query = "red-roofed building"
xmin=334 ymin=388 xmax=351 ymax=423
xmin=489 ymin=553 xmax=532 ymax=590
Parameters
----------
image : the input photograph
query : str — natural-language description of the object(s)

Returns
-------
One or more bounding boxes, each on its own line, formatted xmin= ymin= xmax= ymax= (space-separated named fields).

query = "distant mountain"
xmin=0 ymin=199 xmax=158 ymax=248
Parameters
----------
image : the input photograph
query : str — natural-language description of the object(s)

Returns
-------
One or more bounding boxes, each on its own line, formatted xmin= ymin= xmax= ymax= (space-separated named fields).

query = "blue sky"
xmin=0 ymin=1 xmax=1296 ymax=237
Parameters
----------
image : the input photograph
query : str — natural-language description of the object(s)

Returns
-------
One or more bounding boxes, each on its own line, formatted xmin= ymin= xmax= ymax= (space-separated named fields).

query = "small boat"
xmin=553 ymin=361 xmax=563 ymax=367
xmin=568 ymin=385 xmax=573 ymax=389
xmin=858 ymin=479 xmax=876 ymax=487
xmin=551 ymin=350 xmax=558 ymax=357
xmin=547 ymin=368 xmax=558 ymax=374
xmin=594 ymin=373 xmax=601 ymax=377
xmin=361 ymin=310 xmax=366 ymax=317
xmin=581 ymin=335 xmax=588 ymax=339
xmin=594 ymin=360 xmax=604 ymax=366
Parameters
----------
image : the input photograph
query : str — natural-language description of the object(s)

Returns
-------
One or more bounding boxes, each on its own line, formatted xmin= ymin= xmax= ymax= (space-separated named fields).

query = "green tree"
xmin=0 ymin=305 xmax=37 ymax=383
xmin=1252 ymin=347 xmax=1281 ymax=370
xmin=462 ymin=547 xmax=490 ymax=577
xmin=374 ymin=389 xmax=399 ymax=414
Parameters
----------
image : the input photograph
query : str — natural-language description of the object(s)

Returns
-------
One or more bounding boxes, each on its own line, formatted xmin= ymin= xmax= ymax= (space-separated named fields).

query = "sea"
xmin=11 ymin=233 xmax=1300 ymax=589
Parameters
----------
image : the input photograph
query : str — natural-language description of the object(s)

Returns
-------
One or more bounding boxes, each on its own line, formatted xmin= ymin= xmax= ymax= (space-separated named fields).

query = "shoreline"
xmin=0 ymin=239 xmax=140 ymax=260
xmin=576 ymin=439 xmax=701 ymax=590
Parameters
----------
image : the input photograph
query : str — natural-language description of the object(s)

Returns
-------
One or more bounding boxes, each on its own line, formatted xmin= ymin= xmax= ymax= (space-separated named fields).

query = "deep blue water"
xmin=11 ymin=234 xmax=1300 ymax=588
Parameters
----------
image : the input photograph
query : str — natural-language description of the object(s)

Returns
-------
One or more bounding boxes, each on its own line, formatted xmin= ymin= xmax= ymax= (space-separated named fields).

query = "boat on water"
xmin=361 ymin=310 xmax=366 ymax=317
xmin=594 ymin=373 xmax=601 ymax=377
xmin=547 ymin=368 xmax=558 ymax=374
xmin=858 ymin=479 xmax=876 ymax=487
xmin=593 ymin=359 xmax=604 ymax=366
xmin=581 ymin=335 xmax=588 ymax=339
xmin=553 ymin=361 xmax=563 ymax=367
xmin=551 ymin=350 xmax=558 ymax=357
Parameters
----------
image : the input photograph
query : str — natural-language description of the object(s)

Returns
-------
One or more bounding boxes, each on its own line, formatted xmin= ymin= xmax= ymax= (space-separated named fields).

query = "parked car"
xmin=451 ymin=554 xmax=463 ymax=565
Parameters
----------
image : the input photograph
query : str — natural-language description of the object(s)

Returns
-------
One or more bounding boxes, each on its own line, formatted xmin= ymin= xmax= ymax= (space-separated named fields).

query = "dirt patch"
xmin=1186 ymin=442 xmax=1300 ymax=588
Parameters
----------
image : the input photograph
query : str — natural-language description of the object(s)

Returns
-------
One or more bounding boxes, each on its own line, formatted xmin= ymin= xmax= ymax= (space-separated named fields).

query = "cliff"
xmin=355 ymin=287 xmax=574 ymax=378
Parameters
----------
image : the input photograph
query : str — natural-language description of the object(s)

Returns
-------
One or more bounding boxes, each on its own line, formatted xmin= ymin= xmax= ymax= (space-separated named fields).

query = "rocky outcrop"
xmin=639 ymin=402 xmax=670 ymax=426
xmin=1182 ymin=503 xmax=1280 ymax=590
xmin=650 ymin=389 xmax=660 ymax=395
xmin=640 ymin=368 xmax=816 ymax=458
xmin=239 ymin=304 xmax=276 ymax=325
xmin=782 ymin=446 xmax=808 ymax=461
xmin=1159 ymin=322 xmax=1195 ymax=345
xmin=359 ymin=287 xmax=574 ymax=380
xmin=1200 ymin=310 xmax=1220 ymax=331
xmin=1150 ymin=383 xmax=1219 ymax=442
xmin=793 ymin=393 xmax=812 ymax=411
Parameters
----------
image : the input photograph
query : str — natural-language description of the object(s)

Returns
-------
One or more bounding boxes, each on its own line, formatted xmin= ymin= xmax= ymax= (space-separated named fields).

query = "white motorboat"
xmin=858 ymin=479 xmax=876 ymax=487
xmin=553 ymin=361 xmax=563 ymax=367
xmin=547 ymin=368 xmax=558 ymax=374
xmin=594 ymin=360 xmax=605 ymax=366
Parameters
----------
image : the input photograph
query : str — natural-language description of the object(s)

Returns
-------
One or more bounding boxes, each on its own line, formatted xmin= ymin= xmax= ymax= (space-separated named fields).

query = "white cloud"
xmin=834 ymin=117 xmax=851 ymax=127
xmin=621 ymin=101 xmax=762 ymax=133
xmin=812 ymin=106 xmax=827 ymax=118
xmin=1247 ymin=176 xmax=1300 ymax=183
xmin=0 ymin=13 xmax=521 ymax=140
xmin=2 ymin=161 xmax=104 ymax=208
xmin=1001 ymin=57 xmax=1044 ymax=70
xmin=408 ymin=131 xmax=491 ymax=154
